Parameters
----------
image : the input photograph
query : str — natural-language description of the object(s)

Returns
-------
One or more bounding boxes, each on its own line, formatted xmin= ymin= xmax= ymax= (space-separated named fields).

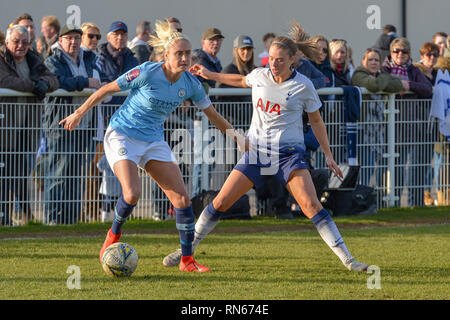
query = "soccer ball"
xmin=101 ymin=242 xmax=138 ymax=277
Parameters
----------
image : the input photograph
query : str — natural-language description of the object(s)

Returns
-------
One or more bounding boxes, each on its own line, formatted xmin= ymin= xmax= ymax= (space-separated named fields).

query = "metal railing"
xmin=0 ymin=87 xmax=449 ymax=226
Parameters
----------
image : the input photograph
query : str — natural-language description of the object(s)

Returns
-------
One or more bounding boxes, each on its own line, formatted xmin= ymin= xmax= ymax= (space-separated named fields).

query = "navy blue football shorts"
xmin=233 ymin=145 xmax=310 ymax=189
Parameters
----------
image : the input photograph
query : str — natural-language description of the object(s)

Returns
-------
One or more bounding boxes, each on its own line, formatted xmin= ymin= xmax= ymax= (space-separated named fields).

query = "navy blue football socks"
xmin=111 ymin=196 xmax=136 ymax=235
xmin=175 ymin=206 xmax=196 ymax=257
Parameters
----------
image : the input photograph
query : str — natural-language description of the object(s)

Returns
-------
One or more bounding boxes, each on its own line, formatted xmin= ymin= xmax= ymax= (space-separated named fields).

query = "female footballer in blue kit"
xmin=163 ymin=23 xmax=369 ymax=272
xmin=60 ymin=20 xmax=246 ymax=272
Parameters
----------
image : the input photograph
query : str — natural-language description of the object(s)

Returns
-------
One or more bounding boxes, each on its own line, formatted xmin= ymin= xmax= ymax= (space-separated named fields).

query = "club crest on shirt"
xmin=126 ymin=69 xmax=140 ymax=82
xmin=118 ymin=147 xmax=128 ymax=156
xmin=178 ymin=88 xmax=186 ymax=98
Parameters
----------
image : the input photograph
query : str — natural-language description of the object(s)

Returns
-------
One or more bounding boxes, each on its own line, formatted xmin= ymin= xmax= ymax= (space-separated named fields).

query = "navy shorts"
xmin=234 ymin=145 xmax=310 ymax=189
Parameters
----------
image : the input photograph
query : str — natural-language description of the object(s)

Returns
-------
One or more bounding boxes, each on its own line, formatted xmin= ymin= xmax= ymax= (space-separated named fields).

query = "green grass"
xmin=0 ymin=207 xmax=449 ymax=300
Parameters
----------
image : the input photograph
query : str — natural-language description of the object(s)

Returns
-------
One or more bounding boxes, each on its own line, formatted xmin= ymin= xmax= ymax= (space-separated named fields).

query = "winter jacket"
xmin=44 ymin=46 xmax=100 ymax=93
xmin=295 ymin=58 xmax=326 ymax=89
xmin=0 ymin=45 xmax=59 ymax=151
xmin=311 ymin=58 xmax=334 ymax=88
xmin=0 ymin=44 xmax=58 ymax=97
xmin=43 ymin=46 xmax=102 ymax=136
xmin=381 ymin=56 xmax=433 ymax=99
xmin=128 ymin=37 xmax=152 ymax=64
xmin=193 ymin=48 xmax=223 ymax=88
xmin=351 ymin=66 xmax=403 ymax=93
xmin=97 ymin=43 xmax=138 ymax=105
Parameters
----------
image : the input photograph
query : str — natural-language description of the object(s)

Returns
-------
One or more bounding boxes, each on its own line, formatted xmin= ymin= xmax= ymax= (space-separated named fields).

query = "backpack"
xmin=191 ymin=190 xmax=251 ymax=220
xmin=321 ymin=184 xmax=377 ymax=216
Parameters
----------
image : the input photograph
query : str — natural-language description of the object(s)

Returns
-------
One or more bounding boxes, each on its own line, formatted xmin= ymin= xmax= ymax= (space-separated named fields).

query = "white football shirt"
xmin=245 ymin=68 xmax=322 ymax=151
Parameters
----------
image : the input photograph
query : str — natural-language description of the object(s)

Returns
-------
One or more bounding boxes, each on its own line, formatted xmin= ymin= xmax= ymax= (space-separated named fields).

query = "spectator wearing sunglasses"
xmin=382 ymin=37 xmax=433 ymax=207
xmin=414 ymin=42 xmax=440 ymax=86
xmin=81 ymin=22 xmax=102 ymax=53
xmin=310 ymin=35 xmax=334 ymax=88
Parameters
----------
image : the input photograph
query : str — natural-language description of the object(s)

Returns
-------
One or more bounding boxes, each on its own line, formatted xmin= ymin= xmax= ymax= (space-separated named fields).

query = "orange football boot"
xmin=99 ymin=228 xmax=121 ymax=261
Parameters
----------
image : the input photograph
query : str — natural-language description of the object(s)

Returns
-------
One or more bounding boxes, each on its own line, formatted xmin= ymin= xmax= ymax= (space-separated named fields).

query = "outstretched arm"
xmin=59 ymin=80 xmax=121 ymax=131
xmin=189 ymin=64 xmax=249 ymax=88
xmin=307 ymin=110 xmax=343 ymax=179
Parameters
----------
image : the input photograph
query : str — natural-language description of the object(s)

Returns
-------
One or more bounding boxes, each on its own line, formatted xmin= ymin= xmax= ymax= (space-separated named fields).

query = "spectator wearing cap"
xmin=128 ymin=21 xmax=153 ymax=64
xmin=40 ymin=15 xmax=60 ymax=59
xmin=0 ymin=25 xmax=58 ymax=225
xmin=43 ymin=24 xmax=104 ymax=224
xmin=97 ymin=21 xmax=138 ymax=103
xmin=218 ymin=35 xmax=255 ymax=105
xmin=193 ymin=27 xmax=224 ymax=89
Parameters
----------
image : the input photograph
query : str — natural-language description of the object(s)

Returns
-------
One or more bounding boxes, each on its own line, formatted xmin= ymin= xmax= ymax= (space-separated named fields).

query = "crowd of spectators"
xmin=0 ymin=12 xmax=449 ymax=224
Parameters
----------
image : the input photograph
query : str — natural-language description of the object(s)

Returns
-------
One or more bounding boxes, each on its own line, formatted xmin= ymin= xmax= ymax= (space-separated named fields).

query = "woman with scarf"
xmin=381 ymin=37 xmax=433 ymax=207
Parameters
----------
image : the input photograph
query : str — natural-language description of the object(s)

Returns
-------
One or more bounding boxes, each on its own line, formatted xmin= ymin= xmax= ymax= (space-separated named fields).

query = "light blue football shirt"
xmin=111 ymin=61 xmax=211 ymax=142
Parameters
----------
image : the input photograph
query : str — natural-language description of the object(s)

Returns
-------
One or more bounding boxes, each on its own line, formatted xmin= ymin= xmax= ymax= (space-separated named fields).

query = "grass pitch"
xmin=0 ymin=207 xmax=448 ymax=300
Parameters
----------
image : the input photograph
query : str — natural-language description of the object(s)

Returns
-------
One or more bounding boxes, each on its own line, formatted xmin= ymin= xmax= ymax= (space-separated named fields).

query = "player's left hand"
xmin=325 ymin=156 xmax=343 ymax=179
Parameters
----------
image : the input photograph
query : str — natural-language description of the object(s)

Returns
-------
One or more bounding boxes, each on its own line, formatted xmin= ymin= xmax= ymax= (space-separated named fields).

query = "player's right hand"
xmin=189 ymin=64 xmax=212 ymax=79
xmin=59 ymin=112 xmax=82 ymax=131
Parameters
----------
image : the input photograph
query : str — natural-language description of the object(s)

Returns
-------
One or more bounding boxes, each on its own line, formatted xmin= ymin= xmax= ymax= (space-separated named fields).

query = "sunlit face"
xmin=59 ymin=31 xmax=81 ymax=59
xmin=107 ymin=30 xmax=128 ymax=50
xmin=164 ymin=39 xmax=192 ymax=73
xmin=317 ymin=40 xmax=328 ymax=63
xmin=268 ymin=44 xmax=295 ymax=79
xmin=331 ymin=45 xmax=347 ymax=65
xmin=202 ymin=36 xmax=223 ymax=57
xmin=434 ymin=36 xmax=447 ymax=57
xmin=81 ymin=27 xmax=101 ymax=51
xmin=237 ymin=47 xmax=253 ymax=63
xmin=41 ymin=20 xmax=56 ymax=40
xmin=391 ymin=46 xmax=409 ymax=66
xmin=17 ymin=19 xmax=35 ymax=43
xmin=5 ymin=30 xmax=29 ymax=61
xmin=421 ymin=50 xmax=439 ymax=69
xmin=363 ymin=51 xmax=381 ymax=75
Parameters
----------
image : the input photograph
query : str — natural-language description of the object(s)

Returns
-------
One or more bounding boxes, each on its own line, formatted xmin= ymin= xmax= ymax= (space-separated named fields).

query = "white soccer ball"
xmin=101 ymin=242 xmax=138 ymax=277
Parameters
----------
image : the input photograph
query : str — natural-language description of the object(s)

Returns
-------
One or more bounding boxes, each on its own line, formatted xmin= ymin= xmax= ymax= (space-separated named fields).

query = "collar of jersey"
xmin=268 ymin=68 xmax=297 ymax=83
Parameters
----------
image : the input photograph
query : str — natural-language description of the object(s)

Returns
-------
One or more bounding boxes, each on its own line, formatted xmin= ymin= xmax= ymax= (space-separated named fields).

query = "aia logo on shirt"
xmin=256 ymin=98 xmax=281 ymax=115
xmin=126 ymin=69 xmax=140 ymax=82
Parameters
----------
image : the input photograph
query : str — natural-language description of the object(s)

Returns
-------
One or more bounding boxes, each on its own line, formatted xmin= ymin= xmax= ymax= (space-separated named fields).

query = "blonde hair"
xmin=81 ymin=22 xmax=100 ymax=34
xmin=329 ymin=39 xmax=349 ymax=72
xmin=390 ymin=37 xmax=411 ymax=54
xmin=148 ymin=19 xmax=189 ymax=52
xmin=287 ymin=21 xmax=321 ymax=64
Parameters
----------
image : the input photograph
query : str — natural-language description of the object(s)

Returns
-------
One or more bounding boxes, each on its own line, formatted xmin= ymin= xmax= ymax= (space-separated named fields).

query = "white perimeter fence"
xmin=0 ymin=87 xmax=449 ymax=225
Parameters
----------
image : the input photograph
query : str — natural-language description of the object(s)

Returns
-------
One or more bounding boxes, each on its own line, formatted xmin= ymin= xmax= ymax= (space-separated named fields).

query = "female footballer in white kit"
xmin=59 ymin=20 xmax=246 ymax=272
xmin=163 ymin=23 xmax=369 ymax=272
